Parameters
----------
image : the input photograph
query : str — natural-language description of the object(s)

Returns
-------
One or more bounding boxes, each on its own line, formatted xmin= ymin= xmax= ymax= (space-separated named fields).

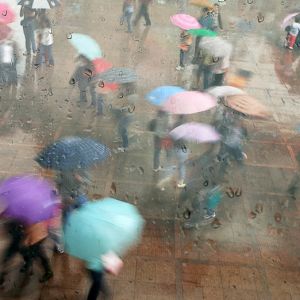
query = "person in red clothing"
xmin=133 ymin=0 xmax=152 ymax=27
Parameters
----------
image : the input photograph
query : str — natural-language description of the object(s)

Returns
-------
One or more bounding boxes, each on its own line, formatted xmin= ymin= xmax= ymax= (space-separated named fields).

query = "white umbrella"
xmin=199 ymin=36 xmax=232 ymax=57
xmin=207 ymin=86 xmax=245 ymax=98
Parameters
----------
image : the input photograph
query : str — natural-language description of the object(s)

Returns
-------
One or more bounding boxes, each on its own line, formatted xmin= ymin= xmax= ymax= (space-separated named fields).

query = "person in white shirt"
xmin=36 ymin=17 xmax=54 ymax=67
xmin=288 ymin=21 xmax=300 ymax=50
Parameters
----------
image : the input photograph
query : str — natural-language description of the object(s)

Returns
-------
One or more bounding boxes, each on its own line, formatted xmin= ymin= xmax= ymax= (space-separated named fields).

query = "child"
xmin=120 ymin=0 xmax=134 ymax=33
xmin=287 ymin=19 xmax=300 ymax=50
xmin=176 ymin=30 xmax=193 ymax=71
xmin=36 ymin=16 xmax=54 ymax=67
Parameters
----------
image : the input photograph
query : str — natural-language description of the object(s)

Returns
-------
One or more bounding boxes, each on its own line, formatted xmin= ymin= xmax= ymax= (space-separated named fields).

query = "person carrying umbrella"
xmin=133 ymin=0 xmax=152 ymax=27
xmin=286 ymin=16 xmax=300 ymax=50
xmin=120 ymin=0 xmax=135 ymax=33
xmin=20 ymin=4 xmax=37 ymax=56
xmin=176 ymin=29 xmax=193 ymax=71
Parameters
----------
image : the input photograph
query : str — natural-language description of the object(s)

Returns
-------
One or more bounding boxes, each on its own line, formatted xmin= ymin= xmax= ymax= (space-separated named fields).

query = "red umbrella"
xmin=0 ymin=3 xmax=16 ymax=25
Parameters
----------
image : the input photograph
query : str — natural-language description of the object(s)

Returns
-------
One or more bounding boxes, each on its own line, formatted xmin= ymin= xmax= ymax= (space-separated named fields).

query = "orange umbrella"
xmin=189 ymin=0 xmax=214 ymax=9
xmin=225 ymin=95 xmax=270 ymax=118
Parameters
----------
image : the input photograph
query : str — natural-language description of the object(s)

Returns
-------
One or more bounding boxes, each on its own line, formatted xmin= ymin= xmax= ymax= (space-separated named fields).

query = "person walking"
xmin=20 ymin=4 xmax=37 ymax=56
xmin=287 ymin=19 xmax=300 ymax=50
xmin=120 ymin=0 xmax=134 ymax=33
xmin=176 ymin=30 xmax=193 ymax=71
xmin=211 ymin=4 xmax=223 ymax=32
xmin=133 ymin=0 xmax=152 ymax=27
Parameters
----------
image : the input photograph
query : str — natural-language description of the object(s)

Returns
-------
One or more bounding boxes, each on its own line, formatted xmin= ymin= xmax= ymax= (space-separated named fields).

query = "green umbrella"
xmin=188 ymin=28 xmax=217 ymax=37
xmin=64 ymin=198 xmax=144 ymax=271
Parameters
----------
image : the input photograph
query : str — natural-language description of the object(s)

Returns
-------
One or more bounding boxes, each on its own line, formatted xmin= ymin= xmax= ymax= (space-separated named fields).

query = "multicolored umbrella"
xmin=188 ymin=28 xmax=217 ymax=37
xmin=0 ymin=25 xmax=12 ymax=42
xmin=64 ymin=198 xmax=144 ymax=271
xmin=189 ymin=0 xmax=214 ymax=9
xmin=169 ymin=122 xmax=220 ymax=143
xmin=281 ymin=12 xmax=300 ymax=29
xmin=162 ymin=91 xmax=217 ymax=114
xmin=96 ymin=67 xmax=137 ymax=84
xmin=170 ymin=14 xmax=201 ymax=30
xmin=0 ymin=175 xmax=58 ymax=224
xmin=69 ymin=33 xmax=102 ymax=61
xmin=207 ymin=86 xmax=245 ymax=98
xmin=35 ymin=137 xmax=111 ymax=171
xmin=225 ymin=95 xmax=270 ymax=118
xmin=0 ymin=3 xmax=16 ymax=24
xmin=146 ymin=86 xmax=185 ymax=106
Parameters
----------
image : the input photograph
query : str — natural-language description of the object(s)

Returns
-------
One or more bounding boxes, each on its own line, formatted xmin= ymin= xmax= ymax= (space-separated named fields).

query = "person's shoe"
xmin=175 ymin=65 xmax=184 ymax=71
xmin=288 ymin=46 xmax=293 ymax=50
xmin=117 ymin=147 xmax=127 ymax=152
xmin=242 ymin=152 xmax=248 ymax=159
xmin=177 ymin=182 xmax=186 ymax=188
xmin=39 ymin=270 xmax=53 ymax=283
xmin=153 ymin=166 xmax=162 ymax=172
xmin=55 ymin=245 xmax=64 ymax=254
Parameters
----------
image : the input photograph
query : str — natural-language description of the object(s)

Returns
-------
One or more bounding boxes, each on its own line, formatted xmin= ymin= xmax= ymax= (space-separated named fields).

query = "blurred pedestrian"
xmin=36 ymin=16 xmax=54 ymax=67
xmin=211 ymin=4 xmax=223 ymax=32
xmin=176 ymin=30 xmax=193 ymax=71
xmin=133 ymin=0 xmax=152 ymax=27
xmin=286 ymin=18 xmax=300 ymax=50
xmin=20 ymin=5 xmax=37 ymax=56
xmin=120 ymin=0 xmax=134 ymax=33
xmin=20 ymin=221 xmax=53 ymax=283
xmin=70 ymin=55 xmax=97 ymax=105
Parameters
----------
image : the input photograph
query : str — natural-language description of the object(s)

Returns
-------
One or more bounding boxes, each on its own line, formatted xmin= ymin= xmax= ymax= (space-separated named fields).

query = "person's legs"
xmin=23 ymin=25 xmax=31 ymax=54
xmin=153 ymin=136 xmax=162 ymax=170
xmin=89 ymin=84 xmax=97 ymax=106
xmin=37 ymin=44 xmax=46 ymax=65
xmin=203 ymin=66 xmax=213 ymax=90
xmin=288 ymin=34 xmax=297 ymax=49
xmin=87 ymin=270 xmax=104 ymax=300
xmin=96 ymin=94 xmax=104 ymax=115
xmin=46 ymin=45 xmax=54 ymax=66
xmin=133 ymin=6 xmax=142 ymax=26
xmin=126 ymin=12 xmax=133 ymax=32
xmin=143 ymin=5 xmax=151 ymax=26
xmin=212 ymin=73 xmax=225 ymax=86
xmin=28 ymin=20 xmax=36 ymax=53
xmin=179 ymin=50 xmax=185 ymax=67
xmin=176 ymin=149 xmax=188 ymax=183
xmin=119 ymin=125 xmax=129 ymax=149
xmin=80 ymin=89 xmax=88 ymax=103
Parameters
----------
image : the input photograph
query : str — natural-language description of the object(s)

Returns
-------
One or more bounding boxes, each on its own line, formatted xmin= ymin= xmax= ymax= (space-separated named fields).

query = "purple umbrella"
xmin=0 ymin=175 xmax=59 ymax=224
xmin=169 ymin=122 xmax=220 ymax=143
xmin=162 ymin=91 xmax=217 ymax=114
xmin=281 ymin=12 xmax=300 ymax=29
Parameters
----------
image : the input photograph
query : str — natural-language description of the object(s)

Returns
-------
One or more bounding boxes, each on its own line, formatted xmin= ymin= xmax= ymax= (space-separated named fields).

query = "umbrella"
xmin=32 ymin=0 xmax=60 ymax=9
xmin=170 ymin=14 xmax=201 ymax=30
xmin=69 ymin=33 xmax=102 ymax=61
xmin=0 ymin=3 xmax=16 ymax=24
xmin=146 ymin=86 xmax=185 ymax=106
xmin=207 ymin=86 xmax=245 ymax=98
xmin=64 ymin=198 xmax=144 ymax=271
xmin=162 ymin=91 xmax=217 ymax=114
xmin=225 ymin=95 xmax=270 ymax=118
xmin=0 ymin=175 xmax=58 ymax=224
xmin=0 ymin=25 xmax=12 ymax=42
xmin=96 ymin=67 xmax=137 ymax=84
xmin=189 ymin=0 xmax=214 ymax=9
xmin=169 ymin=122 xmax=220 ymax=143
xmin=199 ymin=36 xmax=232 ymax=57
xmin=188 ymin=28 xmax=217 ymax=37
xmin=281 ymin=12 xmax=300 ymax=29
xmin=35 ymin=136 xmax=111 ymax=171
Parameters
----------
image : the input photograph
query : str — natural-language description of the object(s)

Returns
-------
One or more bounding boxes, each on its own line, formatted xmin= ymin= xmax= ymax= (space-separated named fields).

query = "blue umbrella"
xmin=146 ymin=86 xmax=185 ymax=106
xmin=35 ymin=137 xmax=111 ymax=171
xmin=64 ymin=198 xmax=144 ymax=271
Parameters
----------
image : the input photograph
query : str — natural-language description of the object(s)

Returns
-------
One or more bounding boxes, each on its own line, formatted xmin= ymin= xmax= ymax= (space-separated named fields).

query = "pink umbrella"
xmin=162 ymin=91 xmax=217 ymax=114
xmin=170 ymin=14 xmax=201 ymax=30
xmin=0 ymin=3 xmax=16 ymax=25
xmin=169 ymin=122 xmax=220 ymax=143
xmin=0 ymin=24 xmax=12 ymax=42
xmin=281 ymin=12 xmax=300 ymax=29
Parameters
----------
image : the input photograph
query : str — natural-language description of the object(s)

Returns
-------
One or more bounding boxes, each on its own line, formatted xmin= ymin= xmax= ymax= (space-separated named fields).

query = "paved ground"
xmin=1 ymin=0 xmax=300 ymax=299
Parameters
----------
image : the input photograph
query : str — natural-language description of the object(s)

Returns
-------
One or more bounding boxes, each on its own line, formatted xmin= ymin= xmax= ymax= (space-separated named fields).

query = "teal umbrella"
xmin=69 ymin=33 xmax=102 ymax=61
xmin=64 ymin=198 xmax=144 ymax=271
xmin=188 ymin=28 xmax=217 ymax=37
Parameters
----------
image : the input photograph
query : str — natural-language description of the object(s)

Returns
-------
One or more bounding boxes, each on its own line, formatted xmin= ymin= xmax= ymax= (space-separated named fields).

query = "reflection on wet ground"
xmin=1 ymin=0 xmax=300 ymax=299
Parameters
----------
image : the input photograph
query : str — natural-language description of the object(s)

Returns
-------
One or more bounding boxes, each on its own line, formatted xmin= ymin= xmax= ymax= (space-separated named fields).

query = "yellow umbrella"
xmin=189 ymin=0 xmax=214 ymax=9
xmin=225 ymin=95 xmax=270 ymax=118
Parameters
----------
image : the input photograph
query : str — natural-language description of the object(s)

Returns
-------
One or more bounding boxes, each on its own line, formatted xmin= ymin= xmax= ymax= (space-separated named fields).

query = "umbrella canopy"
xmin=281 ymin=12 xmax=300 ymax=29
xmin=69 ymin=34 xmax=102 ymax=61
xmin=146 ymin=86 xmax=185 ymax=106
xmin=225 ymin=95 xmax=270 ymax=118
xmin=96 ymin=67 xmax=137 ymax=84
xmin=207 ymin=86 xmax=245 ymax=98
xmin=0 ymin=3 xmax=16 ymax=24
xmin=169 ymin=122 xmax=220 ymax=143
xmin=189 ymin=0 xmax=214 ymax=9
xmin=35 ymin=137 xmax=111 ymax=171
xmin=170 ymin=14 xmax=201 ymax=30
xmin=162 ymin=91 xmax=217 ymax=114
xmin=199 ymin=36 xmax=232 ymax=57
xmin=32 ymin=0 xmax=60 ymax=9
xmin=92 ymin=58 xmax=112 ymax=74
xmin=0 ymin=175 xmax=58 ymax=224
xmin=188 ymin=28 xmax=217 ymax=37
xmin=64 ymin=198 xmax=144 ymax=271
xmin=0 ymin=25 xmax=12 ymax=42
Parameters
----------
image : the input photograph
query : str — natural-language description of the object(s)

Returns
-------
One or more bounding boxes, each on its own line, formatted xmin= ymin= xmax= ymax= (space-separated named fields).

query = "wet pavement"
xmin=1 ymin=0 xmax=300 ymax=299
